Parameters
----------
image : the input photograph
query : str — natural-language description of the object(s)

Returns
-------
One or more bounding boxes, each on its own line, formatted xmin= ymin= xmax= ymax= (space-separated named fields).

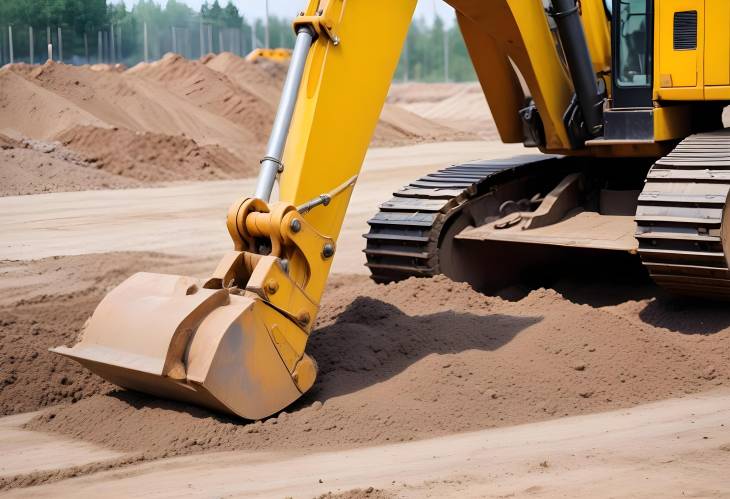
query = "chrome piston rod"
xmin=254 ymin=26 xmax=314 ymax=202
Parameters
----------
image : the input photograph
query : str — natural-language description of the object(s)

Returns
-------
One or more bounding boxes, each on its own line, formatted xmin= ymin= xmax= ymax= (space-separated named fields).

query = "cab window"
xmin=616 ymin=0 xmax=650 ymax=87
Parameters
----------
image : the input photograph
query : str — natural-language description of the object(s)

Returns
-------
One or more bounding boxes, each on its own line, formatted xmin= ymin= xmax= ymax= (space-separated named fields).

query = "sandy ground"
xmin=0 ymin=141 xmax=523 ymax=271
xmin=4 ymin=390 xmax=730 ymax=498
xmin=1 ymin=56 xmax=729 ymax=497
xmin=1 ymin=141 xmax=729 ymax=497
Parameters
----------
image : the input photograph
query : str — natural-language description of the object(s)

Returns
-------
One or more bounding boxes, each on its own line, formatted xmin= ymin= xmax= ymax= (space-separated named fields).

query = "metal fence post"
xmin=444 ymin=26 xmax=449 ymax=83
xmin=84 ymin=32 xmax=88 ymax=63
xmin=110 ymin=24 xmax=115 ymax=64
xmin=218 ymin=29 xmax=223 ymax=54
xmin=29 ymin=26 xmax=34 ymax=64
xmin=97 ymin=30 xmax=102 ymax=63
xmin=0 ymin=27 xmax=4 ymax=66
xmin=264 ymin=0 xmax=270 ymax=49
xmin=8 ymin=25 xmax=13 ymax=64
xmin=199 ymin=19 xmax=204 ymax=56
xmin=117 ymin=24 xmax=122 ymax=62
xmin=207 ymin=24 xmax=212 ymax=56
xmin=144 ymin=22 xmax=149 ymax=62
xmin=57 ymin=26 xmax=62 ymax=62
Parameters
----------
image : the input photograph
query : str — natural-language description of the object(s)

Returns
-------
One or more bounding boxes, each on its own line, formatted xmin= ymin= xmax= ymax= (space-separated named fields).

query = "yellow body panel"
xmin=655 ymin=0 xmax=704 ymax=99
xmin=705 ymin=0 xmax=730 ymax=87
xmin=705 ymin=85 xmax=730 ymax=100
xmin=653 ymin=105 xmax=693 ymax=141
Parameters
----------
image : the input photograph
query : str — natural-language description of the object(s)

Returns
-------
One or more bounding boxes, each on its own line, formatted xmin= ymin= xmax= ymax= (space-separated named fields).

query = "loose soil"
xmin=388 ymin=82 xmax=499 ymax=140
xmin=1 ymin=53 xmax=476 ymax=195
xmin=0 ymin=136 xmax=139 ymax=196
xmin=0 ymin=253 xmax=214 ymax=416
xmin=57 ymin=125 xmax=252 ymax=182
xmin=1 ymin=253 xmax=725 ymax=465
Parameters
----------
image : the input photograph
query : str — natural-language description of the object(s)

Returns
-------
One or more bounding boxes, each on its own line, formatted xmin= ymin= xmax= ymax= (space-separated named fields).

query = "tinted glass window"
xmin=617 ymin=0 xmax=650 ymax=87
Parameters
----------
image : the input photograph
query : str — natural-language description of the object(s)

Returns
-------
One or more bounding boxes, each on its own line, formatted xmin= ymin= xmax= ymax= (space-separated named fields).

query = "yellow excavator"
xmin=245 ymin=47 xmax=293 ymax=63
xmin=55 ymin=0 xmax=730 ymax=419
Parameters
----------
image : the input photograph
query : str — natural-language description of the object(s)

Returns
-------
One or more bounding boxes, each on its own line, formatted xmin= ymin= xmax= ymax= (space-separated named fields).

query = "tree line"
xmin=0 ymin=0 xmax=476 ymax=82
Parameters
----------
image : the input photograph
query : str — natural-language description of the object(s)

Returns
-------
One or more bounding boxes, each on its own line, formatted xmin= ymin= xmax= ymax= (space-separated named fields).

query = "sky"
xmin=119 ymin=0 xmax=457 ymax=25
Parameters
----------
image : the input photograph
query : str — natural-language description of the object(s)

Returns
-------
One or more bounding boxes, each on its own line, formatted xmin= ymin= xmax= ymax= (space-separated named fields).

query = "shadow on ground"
xmin=104 ymin=298 xmax=540 ymax=421
xmin=303 ymin=297 xmax=540 ymax=402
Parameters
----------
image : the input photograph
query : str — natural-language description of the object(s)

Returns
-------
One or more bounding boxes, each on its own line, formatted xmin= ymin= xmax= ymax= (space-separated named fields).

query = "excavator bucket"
xmin=52 ymin=272 xmax=316 ymax=420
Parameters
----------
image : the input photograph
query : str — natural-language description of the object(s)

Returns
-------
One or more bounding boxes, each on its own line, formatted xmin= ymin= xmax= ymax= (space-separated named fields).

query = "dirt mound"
xmin=204 ymin=52 xmax=287 ymax=107
xmin=2 ymin=54 xmax=477 ymax=196
xmin=17 ymin=256 xmax=728 ymax=460
xmin=388 ymin=82 xmax=468 ymax=104
xmin=0 ymin=253 xmax=216 ymax=416
xmin=4 ymin=61 xmax=258 ymax=163
xmin=202 ymin=52 xmax=475 ymax=146
xmin=373 ymin=104 xmax=474 ymax=146
xmin=0 ymin=67 xmax=107 ymax=140
xmin=0 ymin=137 xmax=138 ymax=195
xmin=130 ymin=53 xmax=274 ymax=145
xmin=57 ymin=125 xmax=252 ymax=182
xmin=389 ymin=82 xmax=498 ymax=139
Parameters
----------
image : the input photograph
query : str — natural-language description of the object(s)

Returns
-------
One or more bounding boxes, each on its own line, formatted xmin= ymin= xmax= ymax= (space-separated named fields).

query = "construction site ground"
xmin=1 ymin=54 xmax=729 ymax=498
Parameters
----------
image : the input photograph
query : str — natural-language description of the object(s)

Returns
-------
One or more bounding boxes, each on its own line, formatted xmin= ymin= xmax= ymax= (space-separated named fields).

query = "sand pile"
xmin=373 ymin=103 xmax=474 ymax=146
xmin=389 ymin=82 xmax=498 ymax=139
xmin=203 ymin=52 xmax=294 ymax=107
xmin=129 ymin=53 xmax=275 ymax=145
xmin=1 ymin=54 xmax=477 ymax=196
xmin=0 ymin=135 xmax=139 ymax=195
xmin=3 ymin=253 xmax=724 ymax=463
xmin=57 ymin=125 xmax=251 ymax=182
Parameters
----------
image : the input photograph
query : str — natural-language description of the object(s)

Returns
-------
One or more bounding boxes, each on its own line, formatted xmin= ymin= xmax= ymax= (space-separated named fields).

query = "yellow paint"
xmin=653 ymin=105 xmax=692 ymax=141
xmin=705 ymin=85 xmax=730 ymax=100
xmin=655 ymin=0 xmax=704 ymax=98
xmin=280 ymin=0 xmax=416 ymax=254
xmin=705 ymin=0 xmax=730 ymax=86
xmin=448 ymin=0 xmax=575 ymax=151
xmin=245 ymin=48 xmax=292 ymax=63
xmin=580 ymin=0 xmax=612 ymax=74
xmin=456 ymin=12 xmax=524 ymax=143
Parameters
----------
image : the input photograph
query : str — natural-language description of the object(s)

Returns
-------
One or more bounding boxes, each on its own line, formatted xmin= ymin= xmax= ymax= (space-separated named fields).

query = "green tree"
xmin=222 ymin=1 xmax=242 ymax=28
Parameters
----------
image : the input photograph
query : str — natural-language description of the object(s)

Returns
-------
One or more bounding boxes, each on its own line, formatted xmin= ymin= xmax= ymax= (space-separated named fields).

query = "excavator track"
xmin=636 ymin=130 xmax=730 ymax=299
xmin=364 ymin=155 xmax=558 ymax=283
